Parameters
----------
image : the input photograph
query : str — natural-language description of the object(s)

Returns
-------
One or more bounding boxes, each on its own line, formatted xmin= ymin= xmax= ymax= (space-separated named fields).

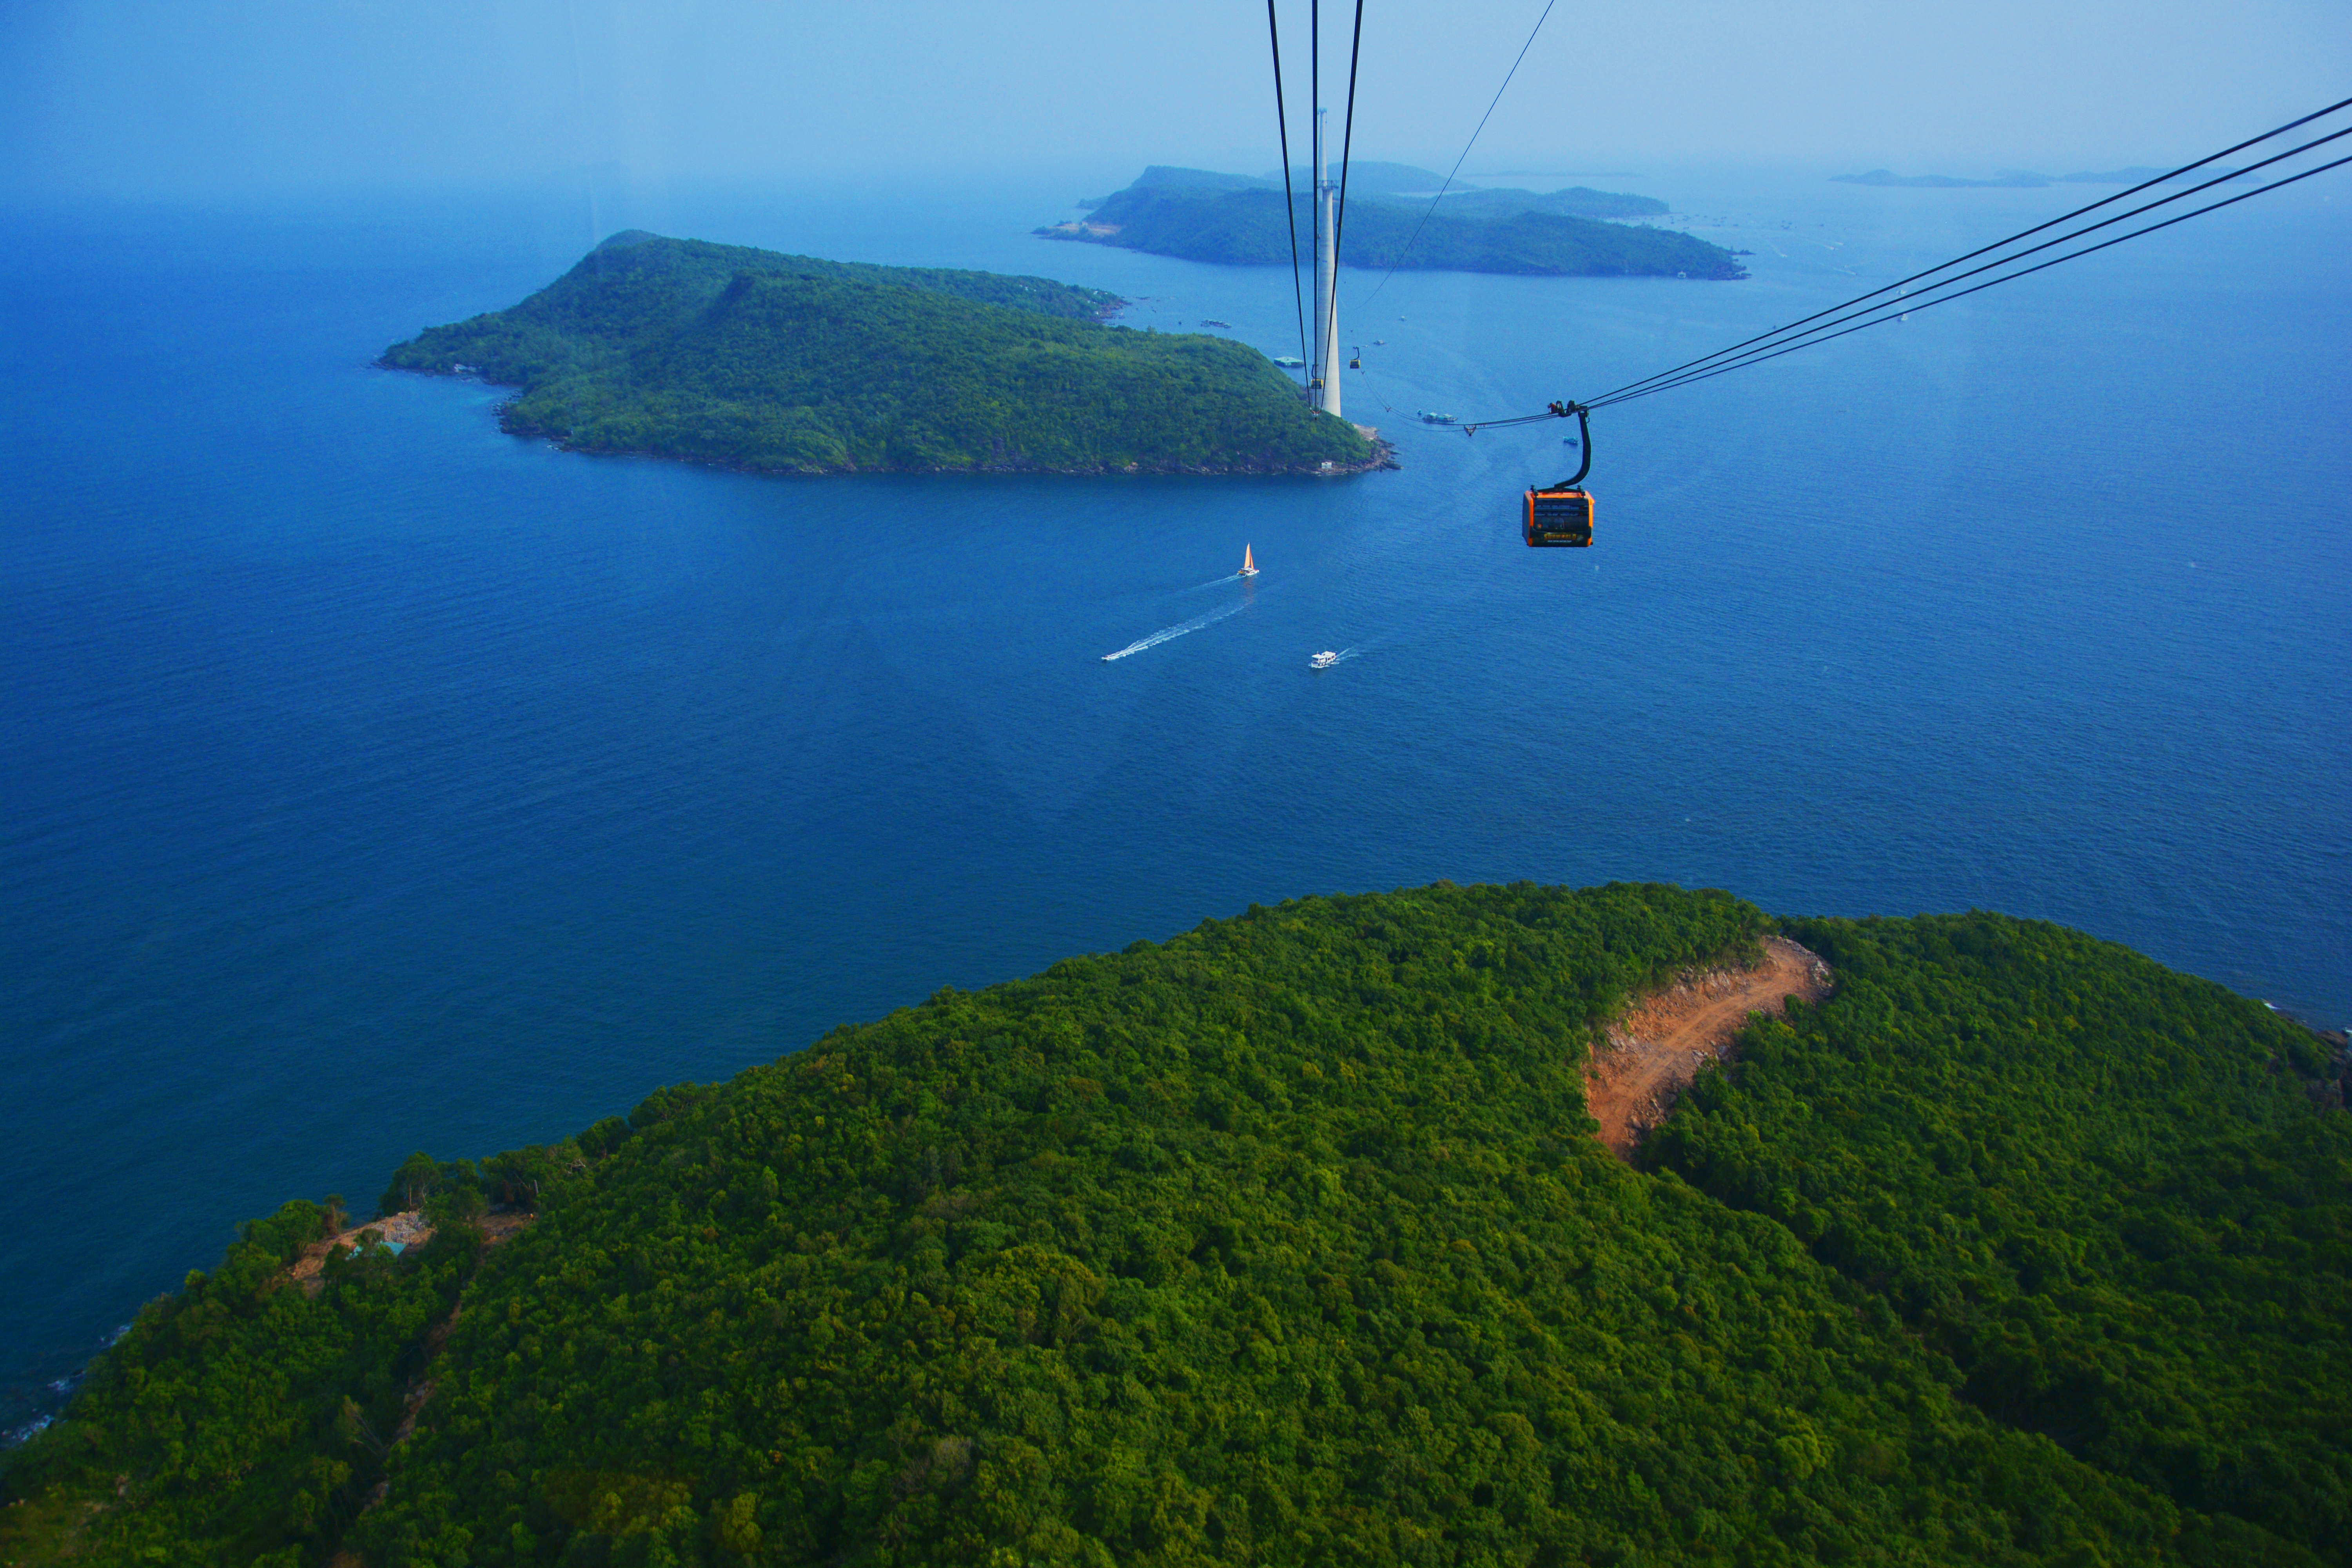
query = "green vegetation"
xmin=0 ymin=1200 xmax=480 ymax=1567
xmin=1042 ymin=172 xmax=1733 ymax=279
xmin=381 ymin=233 xmax=1377 ymax=475
xmin=6 ymin=884 xmax=2345 ymax=1566
xmin=1173 ymin=162 xmax=1664 ymax=214
xmin=1423 ymin=186 xmax=1670 ymax=223
xmin=1647 ymin=912 xmax=2352 ymax=1558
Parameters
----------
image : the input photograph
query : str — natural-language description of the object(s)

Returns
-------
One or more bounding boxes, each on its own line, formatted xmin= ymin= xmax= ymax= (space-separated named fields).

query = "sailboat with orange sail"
xmin=1238 ymin=544 xmax=1259 ymax=578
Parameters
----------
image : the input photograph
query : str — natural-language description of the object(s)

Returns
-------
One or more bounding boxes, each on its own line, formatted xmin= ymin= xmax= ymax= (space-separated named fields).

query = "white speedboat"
xmin=1310 ymin=650 xmax=1339 ymax=670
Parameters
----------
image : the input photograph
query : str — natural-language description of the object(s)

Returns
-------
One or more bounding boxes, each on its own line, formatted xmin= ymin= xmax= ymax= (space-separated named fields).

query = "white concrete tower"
xmin=1312 ymin=108 xmax=1342 ymax=417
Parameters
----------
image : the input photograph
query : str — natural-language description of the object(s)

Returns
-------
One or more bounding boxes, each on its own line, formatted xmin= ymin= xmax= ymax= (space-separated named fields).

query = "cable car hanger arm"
xmin=1547 ymin=401 xmax=1591 ymax=487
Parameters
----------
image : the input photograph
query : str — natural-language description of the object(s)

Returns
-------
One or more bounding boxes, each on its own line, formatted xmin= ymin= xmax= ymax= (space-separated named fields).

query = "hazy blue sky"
xmin=4 ymin=0 xmax=2345 ymax=198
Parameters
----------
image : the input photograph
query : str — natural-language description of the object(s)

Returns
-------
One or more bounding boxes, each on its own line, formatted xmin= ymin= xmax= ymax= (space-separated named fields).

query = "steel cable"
xmin=1332 ymin=0 xmax=1367 ymax=278
xmin=1267 ymin=0 xmax=1311 ymax=373
xmin=1355 ymin=0 xmax=1558 ymax=309
xmin=1590 ymin=94 xmax=2352 ymax=407
xmin=1452 ymin=97 xmax=2352 ymax=429
xmin=1587 ymin=120 xmax=2352 ymax=407
xmin=1587 ymin=149 xmax=2352 ymax=411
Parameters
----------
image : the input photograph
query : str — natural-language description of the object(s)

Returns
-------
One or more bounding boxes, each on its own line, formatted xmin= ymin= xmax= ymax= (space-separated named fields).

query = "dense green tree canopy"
xmin=1647 ymin=912 xmax=2352 ymax=1556
xmin=1045 ymin=181 xmax=1737 ymax=279
xmin=5 ymin=885 xmax=2344 ymax=1566
xmin=381 ymin=234 xmax=1376 ymax=475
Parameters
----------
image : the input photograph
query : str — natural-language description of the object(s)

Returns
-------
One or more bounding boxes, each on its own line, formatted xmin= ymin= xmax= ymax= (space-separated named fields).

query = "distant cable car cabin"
xmin=1523 ymin=401 xmax=1594 ymax=548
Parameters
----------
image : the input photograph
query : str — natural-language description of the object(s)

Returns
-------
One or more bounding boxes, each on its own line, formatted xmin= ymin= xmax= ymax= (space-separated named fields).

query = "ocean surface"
xmin=2 ymin=169 xmax=2346 ymax=1434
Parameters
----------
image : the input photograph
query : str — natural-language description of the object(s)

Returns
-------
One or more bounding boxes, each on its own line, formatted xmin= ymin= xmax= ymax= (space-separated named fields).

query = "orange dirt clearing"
xmin=290 ymin=1210 xmax=434 ymax=1293
xmin=288 ymin=1207 xmax=536 ymax=1295
xmin=1584 ymin=935 xmax=1832 ymax=1160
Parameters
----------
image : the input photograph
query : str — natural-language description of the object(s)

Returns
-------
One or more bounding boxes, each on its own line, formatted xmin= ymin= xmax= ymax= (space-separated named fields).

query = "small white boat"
xmin=1309 ymin=650 xmax=1339 ymax=670
xmin=1238 ymin=544 xmax=1259 ymax=578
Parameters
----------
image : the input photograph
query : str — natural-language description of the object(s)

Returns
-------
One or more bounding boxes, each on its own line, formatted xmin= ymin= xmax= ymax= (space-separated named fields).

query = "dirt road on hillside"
xmin=1586 ymin=935 xmax=1832 ymax=1160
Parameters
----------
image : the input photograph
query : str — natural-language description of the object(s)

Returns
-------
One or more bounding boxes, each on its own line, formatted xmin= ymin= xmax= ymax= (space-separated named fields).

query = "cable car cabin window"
xmin=1523 ymin=487 xmax=1594 ymax=548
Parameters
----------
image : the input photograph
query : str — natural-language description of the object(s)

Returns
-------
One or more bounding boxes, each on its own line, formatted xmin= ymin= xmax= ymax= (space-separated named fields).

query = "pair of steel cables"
xmin=1459 ymin=94 xmax=2352 ymax=432
xmin=1265 ymin=0 xmax=1366 ymax=373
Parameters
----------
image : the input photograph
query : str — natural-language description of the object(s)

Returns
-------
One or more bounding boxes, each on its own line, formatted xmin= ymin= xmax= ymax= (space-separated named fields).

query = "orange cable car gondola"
xmin=1523 ymin=401 xmax=1593 ymax=548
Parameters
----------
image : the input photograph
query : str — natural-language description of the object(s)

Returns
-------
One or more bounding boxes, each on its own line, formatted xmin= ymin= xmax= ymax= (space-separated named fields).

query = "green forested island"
xmin=1041 ymin=167 xmax=1742 ymax=279
xmin=7 ymin=883 xmax=2348 ymax=1566
xmin=380 ymin=233 xmax=1382 ymax=475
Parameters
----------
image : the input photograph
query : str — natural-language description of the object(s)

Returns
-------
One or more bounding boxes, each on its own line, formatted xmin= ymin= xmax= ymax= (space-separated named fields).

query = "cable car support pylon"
xmin=1269 ymin=0 xmax=1364 ymax=420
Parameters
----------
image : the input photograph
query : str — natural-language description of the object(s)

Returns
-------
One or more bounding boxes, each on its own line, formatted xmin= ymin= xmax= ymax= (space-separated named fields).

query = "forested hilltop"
xmin=7 ymin=883 xmax=2348 ymax=1566
xmin=381 ymin=233 xmax=1381 ymax=475
xmin=1041 ymin=167 xmax=1742 ymax=279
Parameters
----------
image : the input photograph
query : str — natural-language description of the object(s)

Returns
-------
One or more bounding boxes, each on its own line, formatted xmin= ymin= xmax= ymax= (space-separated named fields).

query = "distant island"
xmin=381 ymin=232 xmax=1386 ymax=476
xmin=8 ymin=880 xmax=2350 ymax=1563
xmin=1042 ymin=164 xmax=1744 ymax=279
xmin=1834 ymin=165 xmax=2246 ymax=189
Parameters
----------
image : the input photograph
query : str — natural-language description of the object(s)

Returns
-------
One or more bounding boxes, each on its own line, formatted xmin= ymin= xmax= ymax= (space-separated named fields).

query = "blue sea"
xmin=2 ymin=169 xmax=2346 ymax=1434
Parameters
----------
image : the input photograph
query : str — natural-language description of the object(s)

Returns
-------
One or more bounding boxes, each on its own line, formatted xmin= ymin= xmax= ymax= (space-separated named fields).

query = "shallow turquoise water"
xmin=2 ymin=171 xmax=2345 ymax=1430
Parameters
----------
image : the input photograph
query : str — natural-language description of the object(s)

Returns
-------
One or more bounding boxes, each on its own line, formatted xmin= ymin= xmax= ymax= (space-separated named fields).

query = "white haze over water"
xmin=2 ymin=0 xmax=2346 ymax=200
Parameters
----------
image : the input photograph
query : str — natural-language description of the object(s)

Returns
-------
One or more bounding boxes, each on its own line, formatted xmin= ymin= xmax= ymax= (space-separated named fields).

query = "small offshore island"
xmin=1041 ymin=164 xmax=1746 ymax=279
xmin=382 ymin=232 xmax=1388 ymax=476
xmin=6 ymin=882 xmax=2349 ymax=1564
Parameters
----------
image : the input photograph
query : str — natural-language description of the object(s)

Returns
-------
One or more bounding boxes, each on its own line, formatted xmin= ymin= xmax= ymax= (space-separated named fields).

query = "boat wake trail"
xmin=1102 ymin=600 xmax=1248 ymax=662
